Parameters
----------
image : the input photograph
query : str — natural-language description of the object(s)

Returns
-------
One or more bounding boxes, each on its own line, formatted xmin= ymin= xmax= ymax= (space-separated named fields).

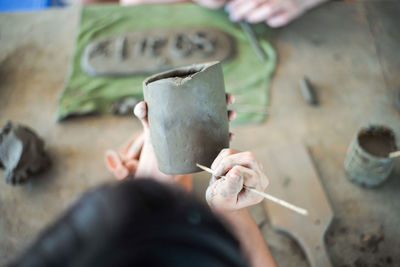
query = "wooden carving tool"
xmin=196 ymin=163 xmax=308 ymax=216
xmin=239 ymin=21 xmax=268 ymax=62
xmin=253 ymin=143 xmax=333 ymax=267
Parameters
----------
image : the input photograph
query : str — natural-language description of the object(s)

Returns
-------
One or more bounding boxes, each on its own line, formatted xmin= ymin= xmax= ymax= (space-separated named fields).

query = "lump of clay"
xmin=143 ymin=61 xmax=229 ymax=174
xmin=0 ymin=122 xmax=50 ymax=185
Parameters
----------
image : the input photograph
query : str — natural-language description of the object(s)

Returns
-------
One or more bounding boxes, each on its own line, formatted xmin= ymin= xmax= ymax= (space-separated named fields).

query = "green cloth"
xmin=57 ymin=3 xmax=276 ymax=124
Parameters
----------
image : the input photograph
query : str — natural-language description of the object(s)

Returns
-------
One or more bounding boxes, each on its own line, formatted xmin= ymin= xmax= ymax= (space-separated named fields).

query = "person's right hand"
xmin=206 ymin=149 xmax=269 ymax=212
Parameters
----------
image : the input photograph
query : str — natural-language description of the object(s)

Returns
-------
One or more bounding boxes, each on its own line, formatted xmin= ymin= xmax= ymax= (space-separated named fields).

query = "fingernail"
xmin=135 ymin=106 xmax=145 ymax=118
xmin=133 ymin=104 xmax=141 ymax=117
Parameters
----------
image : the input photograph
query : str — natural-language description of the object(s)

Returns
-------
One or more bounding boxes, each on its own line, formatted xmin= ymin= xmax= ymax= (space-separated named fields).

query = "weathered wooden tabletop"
xmin=1 ymin=1 xmax=399 ymax=266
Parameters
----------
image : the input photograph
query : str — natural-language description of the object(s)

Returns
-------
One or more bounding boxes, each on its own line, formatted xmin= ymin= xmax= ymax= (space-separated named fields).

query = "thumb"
xmin=134 ymin=101 xmax=149 ymax=132
xmin=205 ymin=169 xmax=243 ymax=211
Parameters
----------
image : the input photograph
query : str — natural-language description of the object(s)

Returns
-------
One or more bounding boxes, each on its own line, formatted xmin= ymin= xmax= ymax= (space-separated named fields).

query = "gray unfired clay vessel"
xmin=344 ymin=125 xmax=398 ymax=187
xmin=143 ymin=61 xmax=229 ymax=174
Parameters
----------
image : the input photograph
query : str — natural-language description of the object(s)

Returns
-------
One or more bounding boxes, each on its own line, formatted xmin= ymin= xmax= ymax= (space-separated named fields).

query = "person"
xmin=80 ymin=0 xmax=329 ymax=28
xmin=8 ymin=96 xmax=277 ymax=267
xmin=218 ymin=0 xmax=329 ymax=28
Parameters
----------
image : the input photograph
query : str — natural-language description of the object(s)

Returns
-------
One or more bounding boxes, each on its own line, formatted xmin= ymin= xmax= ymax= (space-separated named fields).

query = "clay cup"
xmin=143 ymin=61 xmax=229 ymax=174
xmin=344 ymin=125 xmax=398 ymax=187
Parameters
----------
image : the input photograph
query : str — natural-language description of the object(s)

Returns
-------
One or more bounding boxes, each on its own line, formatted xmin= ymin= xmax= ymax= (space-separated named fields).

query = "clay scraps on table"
xmin=0 ymin=121 xmax=50 ymax=185
xmin=81 ymin=27 xmax=235 ymax=76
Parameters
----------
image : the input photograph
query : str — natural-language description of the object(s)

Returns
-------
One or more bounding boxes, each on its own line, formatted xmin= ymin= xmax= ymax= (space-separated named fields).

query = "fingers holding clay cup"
xmin=229 ymin=132 xmax=235 ymax=141
xmin=211 ymin=148 xmax=240 ymax=171
xmin=226 ymin=93 xmax=235 ymax=105
xmin=226 ymin=93 xmax=236 ymax=122
xmin=226 ymin=93 xmax=236 ymax=140
xmin=228 ymin=110 xmax=236 ymax=122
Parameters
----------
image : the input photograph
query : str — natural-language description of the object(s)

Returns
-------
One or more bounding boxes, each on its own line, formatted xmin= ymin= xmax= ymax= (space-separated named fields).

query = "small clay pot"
xmin=143 ymin=61 xmax=229 ymax=174
xmin=344 ymin=125 xmax=398 ymax=187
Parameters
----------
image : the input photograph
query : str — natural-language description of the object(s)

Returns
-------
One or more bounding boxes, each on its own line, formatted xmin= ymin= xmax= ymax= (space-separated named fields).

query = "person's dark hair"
xmin=9 ymin=179 xmax=248 ymax=267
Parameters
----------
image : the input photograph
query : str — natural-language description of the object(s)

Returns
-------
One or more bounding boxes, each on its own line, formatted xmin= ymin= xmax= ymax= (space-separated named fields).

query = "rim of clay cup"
xmin=355 ymin=124 xmax=398 ymax=161
xmin=143 ymin=61 xmax=220 ymax=87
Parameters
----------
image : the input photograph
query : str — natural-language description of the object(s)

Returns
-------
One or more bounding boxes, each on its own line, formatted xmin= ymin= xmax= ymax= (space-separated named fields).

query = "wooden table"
xmin=1 ymin=1 xmax=399 ymax=266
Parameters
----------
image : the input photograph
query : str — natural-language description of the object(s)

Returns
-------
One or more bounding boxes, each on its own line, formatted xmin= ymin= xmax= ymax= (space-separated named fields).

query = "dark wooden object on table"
xmin=254 ymin=143 xmax=334 ymax=267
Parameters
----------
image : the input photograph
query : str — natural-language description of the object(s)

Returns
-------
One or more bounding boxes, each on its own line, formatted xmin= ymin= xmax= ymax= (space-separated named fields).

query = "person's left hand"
xmin=105 ymin=93 xmax=236 ymax=180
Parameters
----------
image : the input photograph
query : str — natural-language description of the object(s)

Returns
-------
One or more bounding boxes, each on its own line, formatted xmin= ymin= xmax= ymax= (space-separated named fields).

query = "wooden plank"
xmin=364 ymin=1 xmax=400 ymax=94
xmin=253 ymin=143 xmax=334 ymax=267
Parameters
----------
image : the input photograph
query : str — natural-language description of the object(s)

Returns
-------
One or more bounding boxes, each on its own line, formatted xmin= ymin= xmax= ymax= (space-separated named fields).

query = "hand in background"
xmin=120 ymin=0 xmax=186 ymax=6
xmin=226 ymin=0 xmax=328 ymax=27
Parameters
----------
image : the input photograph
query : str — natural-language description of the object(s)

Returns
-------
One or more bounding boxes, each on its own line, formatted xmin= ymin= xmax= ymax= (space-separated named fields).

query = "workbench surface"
xmin=1 ymin=1 xmax=399 ymax=266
